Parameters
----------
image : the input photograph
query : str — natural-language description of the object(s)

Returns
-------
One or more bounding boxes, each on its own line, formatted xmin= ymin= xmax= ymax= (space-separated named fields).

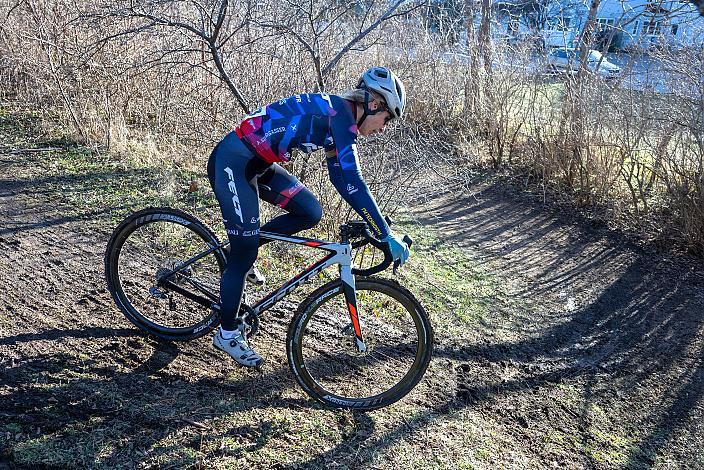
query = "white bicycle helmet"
xmin=357 ymin=67 xmax=406 ymax=120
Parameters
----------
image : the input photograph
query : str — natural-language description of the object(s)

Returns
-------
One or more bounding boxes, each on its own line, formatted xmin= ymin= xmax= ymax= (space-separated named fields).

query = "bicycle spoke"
xmin=109 ymin=213 xmax=224 ymax=334
xmin=298 ymin=285 xmax=421 ymax=400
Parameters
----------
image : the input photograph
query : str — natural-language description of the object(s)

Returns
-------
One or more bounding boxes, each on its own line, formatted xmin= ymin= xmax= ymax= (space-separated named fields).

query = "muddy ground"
xmin=1 ymin=108 xmax=703 ymax=468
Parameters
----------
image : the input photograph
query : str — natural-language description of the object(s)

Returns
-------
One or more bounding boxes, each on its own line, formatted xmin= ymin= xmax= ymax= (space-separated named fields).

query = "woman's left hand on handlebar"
xmin=381 ymin=232 xmax=410 ymax=266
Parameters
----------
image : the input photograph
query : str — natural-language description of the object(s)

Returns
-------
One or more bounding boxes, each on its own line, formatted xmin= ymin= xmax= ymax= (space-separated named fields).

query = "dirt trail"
xmin=414 ymin=181 xmax=704 ymax=466
xmin=1 ymin=111 xmax=703 ymax=468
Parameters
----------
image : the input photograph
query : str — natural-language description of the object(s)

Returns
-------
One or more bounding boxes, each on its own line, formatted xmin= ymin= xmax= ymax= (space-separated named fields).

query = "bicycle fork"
xmin=339 ymin=264 xmax=366 ymax=353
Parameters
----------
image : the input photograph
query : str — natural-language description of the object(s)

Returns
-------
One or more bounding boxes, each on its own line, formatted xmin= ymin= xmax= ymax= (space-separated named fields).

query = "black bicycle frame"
xmin=158 ymin=230 xmax=366 ymax=350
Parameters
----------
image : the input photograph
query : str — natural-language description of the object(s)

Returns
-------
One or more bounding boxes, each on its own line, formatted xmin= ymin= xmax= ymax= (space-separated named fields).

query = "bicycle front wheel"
xmin=287 ymin=277 xmax=433 ymax=410
xmin=105 ymin=207 xmax=226 ymax=341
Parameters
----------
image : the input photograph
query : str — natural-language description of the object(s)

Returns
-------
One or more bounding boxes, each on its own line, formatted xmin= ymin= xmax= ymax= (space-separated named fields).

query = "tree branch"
xmin=321 ymin=0 xmax=415 ymax=78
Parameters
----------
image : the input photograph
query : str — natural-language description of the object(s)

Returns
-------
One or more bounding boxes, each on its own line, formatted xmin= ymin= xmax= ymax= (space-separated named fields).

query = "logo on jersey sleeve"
xmin=338 ymin=144 xmax=359 ymax=170
xmin=301 ymin=143 xmax=322 ymax=153
xmin=361 ymin=207 xmax=382 ymax=237
xmin=243 ymin=106 xmax=268 ymax=130
xmin=320 ymin=93 xmax=333 ymax=109
xmin=247 ymin=106 xmax=267 ymax=118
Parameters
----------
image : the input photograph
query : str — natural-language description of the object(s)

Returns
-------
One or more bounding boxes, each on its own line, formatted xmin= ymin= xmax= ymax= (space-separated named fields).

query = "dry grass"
xmin=0 ymin=1 xmax=702 ymax=256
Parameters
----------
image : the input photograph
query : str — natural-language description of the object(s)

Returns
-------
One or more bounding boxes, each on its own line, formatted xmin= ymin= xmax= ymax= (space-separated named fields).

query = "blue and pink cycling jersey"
xmin=208 ymin=92 xmax=392 ymax=331
xmin=235 ymin=93 xmax=390 ymax=239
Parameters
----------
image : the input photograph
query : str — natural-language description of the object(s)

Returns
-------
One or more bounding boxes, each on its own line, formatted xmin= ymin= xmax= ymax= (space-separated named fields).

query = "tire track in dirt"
xmin=412 ymin=180 xmax=704 ymax=466
xmin=0 ymin=152 xmax=115 ymax=360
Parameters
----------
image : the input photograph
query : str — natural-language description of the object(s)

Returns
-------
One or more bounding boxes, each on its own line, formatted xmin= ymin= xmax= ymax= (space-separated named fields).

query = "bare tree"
xmin=463 ymin=0 xmax=481 ymax=116
xmin=254 ymin=0 xmax=425 ymax=91
xmin=82 ymin=0 xmax=254 ymax=113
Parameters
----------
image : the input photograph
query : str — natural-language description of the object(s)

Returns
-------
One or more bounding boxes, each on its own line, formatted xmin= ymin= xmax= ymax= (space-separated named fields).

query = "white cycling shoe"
xmin=213 ymin=327 xmax=263 ymax=368
xmin=246 ymin=265 xmax=265 ymax=285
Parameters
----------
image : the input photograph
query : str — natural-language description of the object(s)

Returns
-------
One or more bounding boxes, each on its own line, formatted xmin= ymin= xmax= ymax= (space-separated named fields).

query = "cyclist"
xmin=208 ymin=67 xmax=410 ymax=367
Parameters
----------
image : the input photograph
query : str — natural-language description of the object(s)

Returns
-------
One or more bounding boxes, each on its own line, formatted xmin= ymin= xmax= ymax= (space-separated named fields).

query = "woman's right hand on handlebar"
xmin=381 ymin=232 xmax=410 ymax=267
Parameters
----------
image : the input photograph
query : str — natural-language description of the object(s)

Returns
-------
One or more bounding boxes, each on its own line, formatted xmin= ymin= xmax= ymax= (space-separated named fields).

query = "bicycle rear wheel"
xmin=287 ymin=277 xmax=433 ymax=410
xmin=105 ymin=208 xmax=226 ymax=341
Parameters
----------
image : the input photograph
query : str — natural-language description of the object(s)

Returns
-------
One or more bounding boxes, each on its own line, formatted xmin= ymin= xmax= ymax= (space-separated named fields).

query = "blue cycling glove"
xmin=381 ymin=232 xmax=410 ymax=267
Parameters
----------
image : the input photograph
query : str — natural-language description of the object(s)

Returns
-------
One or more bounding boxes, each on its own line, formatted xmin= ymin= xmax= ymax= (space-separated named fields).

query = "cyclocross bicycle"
xmin=104 ymin=207 xmax=433 ymax=410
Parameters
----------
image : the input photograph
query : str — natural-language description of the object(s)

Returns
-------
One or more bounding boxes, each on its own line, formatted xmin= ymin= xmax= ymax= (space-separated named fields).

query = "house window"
xmin=671 ymin=24 xmax=679 ymax=36
xmin=644 ymin=19 xmax=662 ymax=35
xmin=632 ymin=21 xmax=640 ymax=34
xmin=596 ymin=18 xmax=616 ymax=27
xmin=547 ymin=16 xmax=571 ymax=31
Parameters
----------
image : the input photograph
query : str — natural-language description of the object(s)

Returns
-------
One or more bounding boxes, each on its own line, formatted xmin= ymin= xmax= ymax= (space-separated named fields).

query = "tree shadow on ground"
xmin=298 ymin=249 xmax=703 ymax=467
xmin=0 ymin=167 xmax=166 ymax=237
xmin=3 ymin=191 xmax=702 ymax=468
xmin=0 ymin=337 xmax=359 ymax=468
xmin=0 ymin=327 xmax=137 ymax=346
xmin=403 ymin=181 xmax=704 ymax=467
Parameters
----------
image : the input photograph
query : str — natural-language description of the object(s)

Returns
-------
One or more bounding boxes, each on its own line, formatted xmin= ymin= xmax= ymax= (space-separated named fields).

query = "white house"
xmin=613 ymin=0 xmax=704 ymax=49
xmin=493 ymin=0 xmax=704 ymax=50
